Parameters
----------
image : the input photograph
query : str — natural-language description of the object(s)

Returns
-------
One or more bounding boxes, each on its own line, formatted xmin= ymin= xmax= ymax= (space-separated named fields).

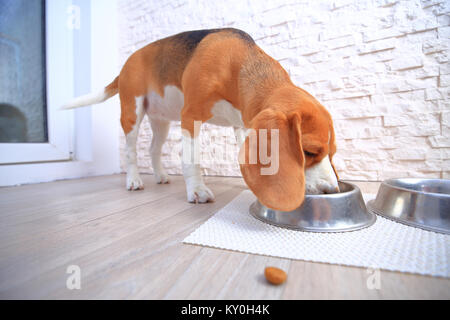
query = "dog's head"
xmin=239 ymin=95 xmax=339 ymax=212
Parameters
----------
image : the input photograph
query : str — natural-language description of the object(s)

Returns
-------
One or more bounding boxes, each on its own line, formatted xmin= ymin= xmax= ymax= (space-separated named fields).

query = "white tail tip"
xmin=60 ymin=90 xmax=108 ymax=110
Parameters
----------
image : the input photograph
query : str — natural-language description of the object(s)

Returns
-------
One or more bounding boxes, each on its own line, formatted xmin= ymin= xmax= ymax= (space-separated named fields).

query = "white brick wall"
xmin=117 ymin=0 xmax=450 ymax=181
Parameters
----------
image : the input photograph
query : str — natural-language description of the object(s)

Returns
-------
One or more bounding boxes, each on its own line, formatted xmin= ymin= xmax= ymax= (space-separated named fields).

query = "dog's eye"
xmin=304 ymin=151 xmax=316 ymax=157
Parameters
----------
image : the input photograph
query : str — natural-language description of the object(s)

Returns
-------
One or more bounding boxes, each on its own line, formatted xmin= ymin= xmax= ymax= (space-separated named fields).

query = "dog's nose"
xmin=333 ymin=183 xmax=340 ymax=193
xmin=321 ymin=182 xmax=340 ymax=194
xmin=304 ymin=156 xmax=340 ymax=195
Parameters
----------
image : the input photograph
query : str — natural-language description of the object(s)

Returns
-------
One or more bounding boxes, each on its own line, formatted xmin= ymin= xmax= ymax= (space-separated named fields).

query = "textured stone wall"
xmin=117 ymin=0 xmax=450 ymax=180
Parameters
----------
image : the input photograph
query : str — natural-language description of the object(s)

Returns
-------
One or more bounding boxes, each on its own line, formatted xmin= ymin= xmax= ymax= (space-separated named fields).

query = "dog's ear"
xmin=328 ymin=122 xmax=339 ymax=180
xmin=239 ymin=109 xmax=305 ymax=211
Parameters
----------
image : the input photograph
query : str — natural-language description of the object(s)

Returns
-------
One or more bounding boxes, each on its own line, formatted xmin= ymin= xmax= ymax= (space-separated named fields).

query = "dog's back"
xmin=121 ymin=28 xmax=254 ymax=94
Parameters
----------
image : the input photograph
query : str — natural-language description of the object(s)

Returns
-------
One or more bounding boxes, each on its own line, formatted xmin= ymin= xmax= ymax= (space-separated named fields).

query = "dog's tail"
xmin=60 ymin=76 xmax=119 ymax=110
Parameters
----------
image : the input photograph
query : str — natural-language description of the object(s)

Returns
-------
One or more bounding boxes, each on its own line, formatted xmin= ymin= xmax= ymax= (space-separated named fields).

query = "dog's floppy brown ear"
xmin=239 ymin=109 xmax=305 ymax=211
xmin=329 ymin=122 xmax=340 ymax=180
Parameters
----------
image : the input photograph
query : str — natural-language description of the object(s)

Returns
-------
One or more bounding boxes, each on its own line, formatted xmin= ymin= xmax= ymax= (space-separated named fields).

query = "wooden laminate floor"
xmin=0 ymin=174 xmax=448 ymax=299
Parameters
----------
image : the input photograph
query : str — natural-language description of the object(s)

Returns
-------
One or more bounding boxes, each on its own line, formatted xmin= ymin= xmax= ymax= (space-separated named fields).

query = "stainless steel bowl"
xmin=249 ymin=181 xmax=376 ymax=232
xmin=367 ymin=178 xmax=450 ymax=234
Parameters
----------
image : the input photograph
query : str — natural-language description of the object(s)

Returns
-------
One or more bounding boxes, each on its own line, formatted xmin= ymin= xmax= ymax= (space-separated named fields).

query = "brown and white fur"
xmin=62 ymin=28 xmax=339 ymax=211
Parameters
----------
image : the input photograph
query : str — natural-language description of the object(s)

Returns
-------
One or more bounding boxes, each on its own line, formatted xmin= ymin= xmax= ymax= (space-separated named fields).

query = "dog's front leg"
xmin=233 ymin=126 xmax=248 ymax=148
xmin=181 ymin=130 xmax=215 ymax=203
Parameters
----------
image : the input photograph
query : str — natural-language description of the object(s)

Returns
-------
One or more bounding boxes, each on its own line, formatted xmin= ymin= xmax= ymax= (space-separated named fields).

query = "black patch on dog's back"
xmin=173 ymin=28 xmax=255 ymax=52
xmin=154 ymin=28 xmax=255 ymax=87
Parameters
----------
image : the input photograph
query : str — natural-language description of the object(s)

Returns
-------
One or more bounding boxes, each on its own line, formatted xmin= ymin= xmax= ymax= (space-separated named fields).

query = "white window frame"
xmin=0 ymin=0 xmax=73 ymax=164
xmin=0 ymin=0 xmax=120 ymax=186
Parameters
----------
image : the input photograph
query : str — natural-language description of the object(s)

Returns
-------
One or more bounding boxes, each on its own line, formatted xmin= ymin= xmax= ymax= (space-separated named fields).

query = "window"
xmin=0 ymin=0 xmax=48 ymax=143
xmin=0 ymin=0 xmax=73 ymax=164
xmin=0 ymin=0 xmax=120 ymax=186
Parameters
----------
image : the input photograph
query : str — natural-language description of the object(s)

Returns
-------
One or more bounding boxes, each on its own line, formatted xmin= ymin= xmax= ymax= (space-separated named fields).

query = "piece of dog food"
xmin=264 ymin=267 xmax=287 ymax=285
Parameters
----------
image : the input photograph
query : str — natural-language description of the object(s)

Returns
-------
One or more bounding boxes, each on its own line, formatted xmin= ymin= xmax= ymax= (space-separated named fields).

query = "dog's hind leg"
xmin=149 ymin=118 xmax=171 ymax=184
xmin=121 ymin=95 xmax=146 ymax=190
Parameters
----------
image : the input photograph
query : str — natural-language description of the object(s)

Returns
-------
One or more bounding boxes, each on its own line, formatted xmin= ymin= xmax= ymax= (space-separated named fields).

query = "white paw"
xmin=154 ymin=172 xmax=170 ymax=184
xmin=126 ymin=173 xmax=144 ymax=190
xmin=187 ymin=184 xmax=215 ymax=203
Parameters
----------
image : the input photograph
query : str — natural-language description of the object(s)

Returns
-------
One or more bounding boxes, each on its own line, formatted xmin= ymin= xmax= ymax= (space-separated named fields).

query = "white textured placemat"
xmin=183 ymin=190 xmax=450 ymax=278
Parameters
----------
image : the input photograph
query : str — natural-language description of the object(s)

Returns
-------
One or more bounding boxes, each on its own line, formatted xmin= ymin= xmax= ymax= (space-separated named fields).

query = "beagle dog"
xmin=62 ymin=28 xmax=339 ymax=211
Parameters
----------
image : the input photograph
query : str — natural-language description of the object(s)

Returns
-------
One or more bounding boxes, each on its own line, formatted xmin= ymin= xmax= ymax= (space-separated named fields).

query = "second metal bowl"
xmin=367 ymin=178 xmax=450 ymax=234
xmin=249 ymin=181 xmax=376 ymax=232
